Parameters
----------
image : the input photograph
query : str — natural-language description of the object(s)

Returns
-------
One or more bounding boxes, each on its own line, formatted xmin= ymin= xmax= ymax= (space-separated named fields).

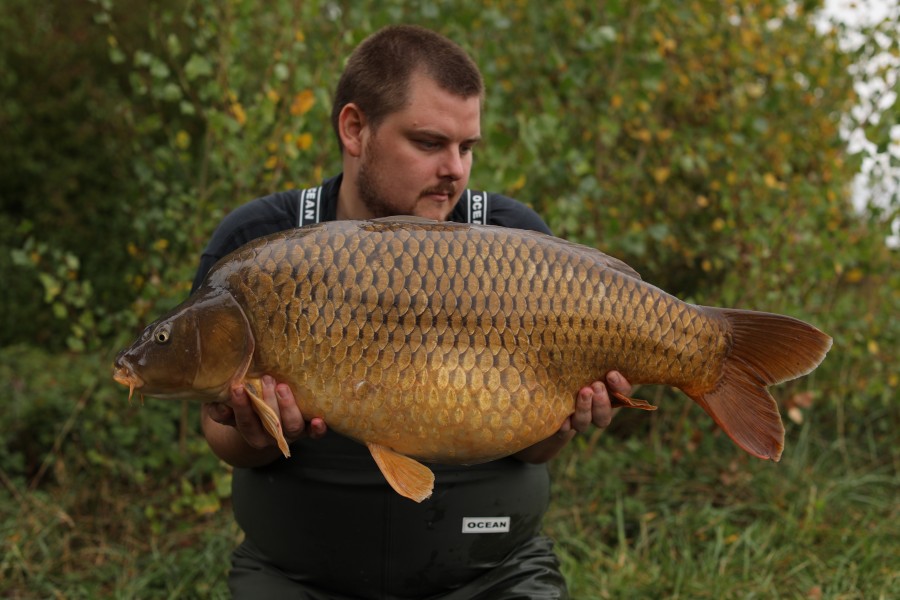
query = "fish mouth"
xmin=113 ymin=365 xmax=144 ymax=403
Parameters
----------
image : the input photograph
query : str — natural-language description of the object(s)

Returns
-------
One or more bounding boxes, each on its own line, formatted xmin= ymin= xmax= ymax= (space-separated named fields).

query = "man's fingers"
xmin=571 ymin=388 xmax=594 ymax=433
xmin=260 ymin=375 xmax=280 ymax=414
xmin=590 ymin=381 xmax=613 ymax=429
xmin=606 ymin=371 xmax=633 ymax=396
xmin=307 ymin=417 xmax=328 ymax=440
xmin=206 ymin=402 xmax=236 ymax=426
xmin=225 ymin=378 xmax=326 ymax=448
xmin=275 ymin=383 xmax=304 ymax=438
xmin=230 ymin=383 xmax=274 ymax=449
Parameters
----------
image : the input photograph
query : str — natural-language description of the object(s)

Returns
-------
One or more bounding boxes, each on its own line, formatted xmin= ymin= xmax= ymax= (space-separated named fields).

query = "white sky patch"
xmin=819 ymin=0 xmax=900 ymax=246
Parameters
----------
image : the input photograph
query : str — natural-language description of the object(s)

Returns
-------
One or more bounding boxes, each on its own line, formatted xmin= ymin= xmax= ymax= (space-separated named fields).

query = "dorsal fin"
xmin=552 ymin=236 xmax=643 ymax=280
xmin=596 ymin=252 xmax=642 ymax=280
xmin=371 ymin=215 xmax=440 ymax=225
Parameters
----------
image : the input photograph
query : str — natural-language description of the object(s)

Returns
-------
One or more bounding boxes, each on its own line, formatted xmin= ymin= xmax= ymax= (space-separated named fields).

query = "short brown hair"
xmin=331 ymin=25 xmax=484 ymax=149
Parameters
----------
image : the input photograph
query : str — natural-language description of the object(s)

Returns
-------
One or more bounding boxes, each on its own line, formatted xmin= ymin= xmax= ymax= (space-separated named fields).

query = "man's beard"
xmin=357 ymin=147 xmax=401 ymax=219
xmin=357 ymin=140 xmax=459 ymax=219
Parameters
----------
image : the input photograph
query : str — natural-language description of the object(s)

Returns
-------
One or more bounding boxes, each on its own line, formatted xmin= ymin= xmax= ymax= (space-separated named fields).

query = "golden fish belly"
xmin=215 ymin=220 xmax=729 ymax=463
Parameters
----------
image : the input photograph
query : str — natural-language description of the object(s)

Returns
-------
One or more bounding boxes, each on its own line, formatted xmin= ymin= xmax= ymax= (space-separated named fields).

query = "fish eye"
xmin=154 ymin=326 xmax=171 ymax=344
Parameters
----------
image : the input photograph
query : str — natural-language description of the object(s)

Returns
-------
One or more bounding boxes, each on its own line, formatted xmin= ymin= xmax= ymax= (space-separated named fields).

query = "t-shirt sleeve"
xmin=192 ymin=192 xmax=299 ymax=291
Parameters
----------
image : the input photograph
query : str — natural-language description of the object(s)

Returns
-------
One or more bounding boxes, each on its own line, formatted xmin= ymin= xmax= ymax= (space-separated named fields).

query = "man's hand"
xmin=514 ymin=371 xmax=632 ymax=464
xmin=201 ymin=376 xmax=326 ymax=467
xmin=563 ymin=371 xmax=632 ymax=434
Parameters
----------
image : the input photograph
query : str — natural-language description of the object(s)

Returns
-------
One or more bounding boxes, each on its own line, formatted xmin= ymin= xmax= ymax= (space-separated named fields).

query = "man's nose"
xmin=438 ymin=147 xmax=467 ymax=180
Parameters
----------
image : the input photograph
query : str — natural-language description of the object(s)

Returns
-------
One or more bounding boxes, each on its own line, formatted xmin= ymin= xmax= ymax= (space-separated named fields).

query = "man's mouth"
xmin=421 ymin=185 xmax=457 ymax=201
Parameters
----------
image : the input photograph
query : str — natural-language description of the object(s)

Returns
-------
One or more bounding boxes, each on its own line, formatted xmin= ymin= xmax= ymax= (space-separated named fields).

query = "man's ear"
xmin=338 ymin=103 xmax=366 ymax=157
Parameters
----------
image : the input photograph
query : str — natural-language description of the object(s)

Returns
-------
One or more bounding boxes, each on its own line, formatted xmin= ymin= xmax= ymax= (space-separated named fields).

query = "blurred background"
xmin=1 ymin=0 xmax=897 ymax=597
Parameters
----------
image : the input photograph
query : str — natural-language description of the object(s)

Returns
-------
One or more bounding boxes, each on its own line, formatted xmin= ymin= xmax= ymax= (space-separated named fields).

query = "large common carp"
xmin=113 ymin=218 xmax=832 ymax=501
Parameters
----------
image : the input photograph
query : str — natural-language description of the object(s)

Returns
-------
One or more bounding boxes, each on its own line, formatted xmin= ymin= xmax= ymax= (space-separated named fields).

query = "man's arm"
xmin=513 ymin=372 xmax=632 ymax=464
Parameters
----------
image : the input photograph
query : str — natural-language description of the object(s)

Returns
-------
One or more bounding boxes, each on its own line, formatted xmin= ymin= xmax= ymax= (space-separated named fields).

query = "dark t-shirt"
xmin=194 ymin=175 xmax=559 ymax=598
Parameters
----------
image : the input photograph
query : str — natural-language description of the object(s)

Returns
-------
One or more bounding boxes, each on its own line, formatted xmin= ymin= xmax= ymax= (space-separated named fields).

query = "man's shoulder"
xmin=208 ymin=190 xmax=302 ymax=247
xmin=483 ymin=191 xmax=552 ymax=235
xmin=193 ymin=189 xmax=307 ymax=291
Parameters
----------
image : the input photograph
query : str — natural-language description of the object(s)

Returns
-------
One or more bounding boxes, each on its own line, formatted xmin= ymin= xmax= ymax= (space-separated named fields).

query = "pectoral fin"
xmin=243 ymin=378 xmax=291 ymax=458
xmin=611 ymin=391 xmax=657 ymax=411
xmin=367 ymin=442 xmax=434 ymax=502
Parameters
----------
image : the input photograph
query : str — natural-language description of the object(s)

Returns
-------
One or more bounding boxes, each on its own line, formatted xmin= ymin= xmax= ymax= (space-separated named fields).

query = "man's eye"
xmin=417 ymin=140 xmax=439 ymax=150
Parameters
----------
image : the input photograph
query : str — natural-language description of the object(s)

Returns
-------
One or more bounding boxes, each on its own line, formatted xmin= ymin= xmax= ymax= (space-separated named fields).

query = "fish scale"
xmin=114 ymin=217 xmax=832 ymax=501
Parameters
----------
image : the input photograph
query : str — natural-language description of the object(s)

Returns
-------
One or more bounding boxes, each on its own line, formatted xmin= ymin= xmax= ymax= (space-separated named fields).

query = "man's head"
xmin=331 ymin=25 xmax=484 ymax=149
xmin=333 ymin=26 xmax=485 ymax=222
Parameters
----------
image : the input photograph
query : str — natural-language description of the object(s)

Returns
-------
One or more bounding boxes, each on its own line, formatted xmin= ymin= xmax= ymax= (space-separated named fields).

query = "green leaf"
xmin=150 ymin=60 xmax=170 ymax=79
xmin=184 ymin=53 xmax=213 ymax=81
xmin=109 ymin=47 xmax=126 ymax=65
xmin=161 ymin=82 xmax=182 ymax=102
xmin=273 ymin=63 xmax=290 ymax=81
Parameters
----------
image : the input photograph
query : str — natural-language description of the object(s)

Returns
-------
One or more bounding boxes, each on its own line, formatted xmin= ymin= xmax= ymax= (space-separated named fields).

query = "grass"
xmin=547 ymin=399 xmax=900 ymax=599
xmin=1 ymin=356 xmax=897 ymax=598
xmin=1 ymin=470 xmax=238 ymax=598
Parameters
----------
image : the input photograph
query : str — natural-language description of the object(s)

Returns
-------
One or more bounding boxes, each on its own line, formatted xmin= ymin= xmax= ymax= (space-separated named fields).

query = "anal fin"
xmin=367 ymin=442 xmax=434 ymax=502
xmin=243 ymin=378 xmax=291 ymax=458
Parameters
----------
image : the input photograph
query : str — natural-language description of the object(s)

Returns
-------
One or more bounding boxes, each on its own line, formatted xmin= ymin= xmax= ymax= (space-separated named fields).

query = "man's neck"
xmin=335 ymin=178 xmax=371 ymax=221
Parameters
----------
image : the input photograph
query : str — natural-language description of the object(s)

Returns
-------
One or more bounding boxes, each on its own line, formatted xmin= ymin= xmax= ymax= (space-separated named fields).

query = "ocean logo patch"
xmin=461 ymin=516 xmax=510 ymax=533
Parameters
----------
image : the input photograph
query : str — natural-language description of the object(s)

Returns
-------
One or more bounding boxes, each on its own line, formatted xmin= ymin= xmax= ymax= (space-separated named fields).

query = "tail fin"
xmin=684 ymin=308 xmax=832 ymax=461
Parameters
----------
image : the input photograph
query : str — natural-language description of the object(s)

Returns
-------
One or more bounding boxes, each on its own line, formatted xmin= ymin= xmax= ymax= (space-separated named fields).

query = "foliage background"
xmin=2 ymin=0 xmax=898 ymax=597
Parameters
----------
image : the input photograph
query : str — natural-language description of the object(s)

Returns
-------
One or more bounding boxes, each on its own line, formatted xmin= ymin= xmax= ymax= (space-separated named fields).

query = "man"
xmin=195 ymin=25 xmax=632 ymax=599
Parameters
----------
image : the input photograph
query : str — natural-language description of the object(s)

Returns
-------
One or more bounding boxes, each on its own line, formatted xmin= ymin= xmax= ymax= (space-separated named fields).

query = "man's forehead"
xmin=391 ymin=72 xmax=481 ymax=134
xmin=405 ymin=69 xmax=480 ymax=101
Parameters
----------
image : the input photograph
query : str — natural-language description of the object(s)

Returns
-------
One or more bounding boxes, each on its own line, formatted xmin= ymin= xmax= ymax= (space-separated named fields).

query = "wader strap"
xmin=464 ymin=190 xmax=488 ymax=225
xmin=298 ymin=186 xmax=324 ymax=227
